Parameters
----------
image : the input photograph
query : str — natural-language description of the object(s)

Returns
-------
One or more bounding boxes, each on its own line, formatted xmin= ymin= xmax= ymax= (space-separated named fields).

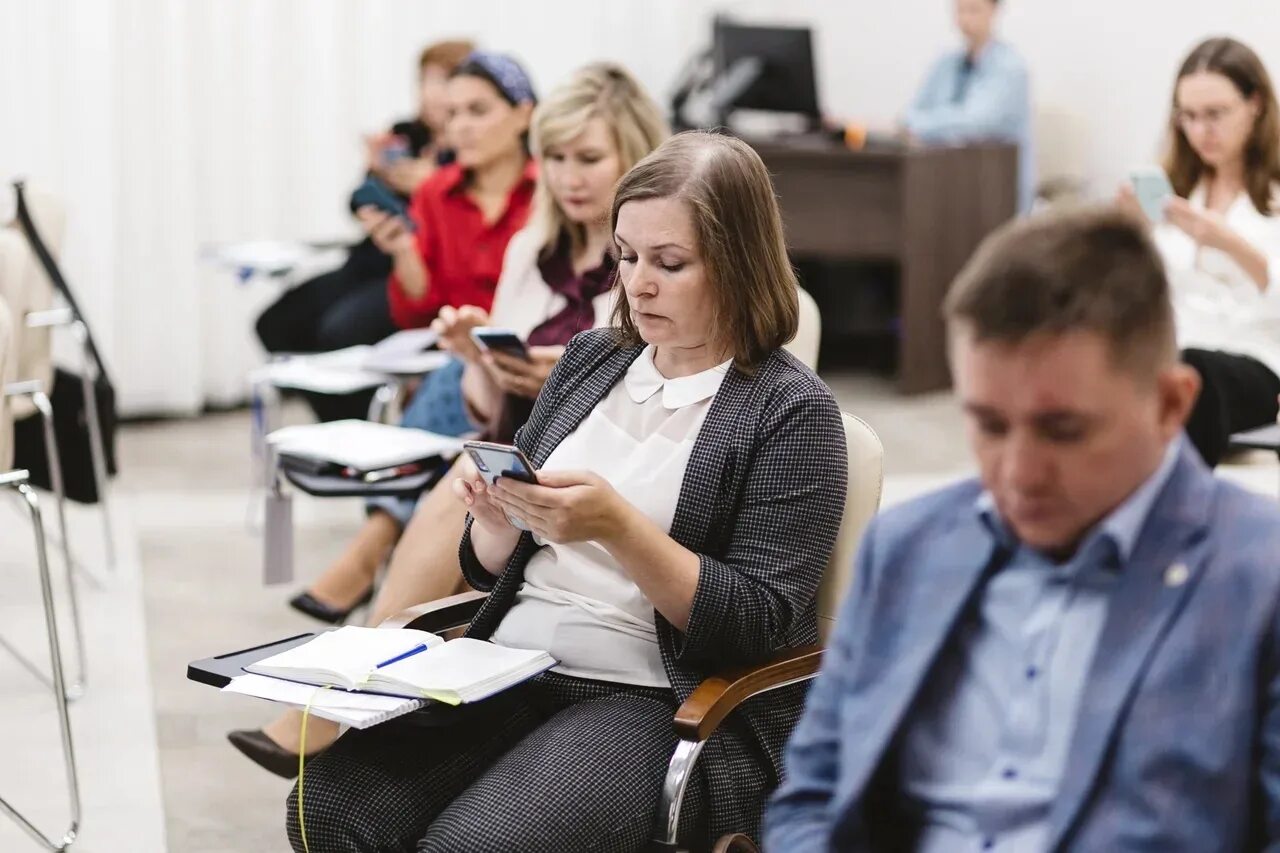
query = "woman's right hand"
xmin=431 ymin=305 xmax=490 ymax=362
xmin=356 ymin=206 xmax=416 ymax=256
xmin=452 ymin=457 xmax=516 ymax=535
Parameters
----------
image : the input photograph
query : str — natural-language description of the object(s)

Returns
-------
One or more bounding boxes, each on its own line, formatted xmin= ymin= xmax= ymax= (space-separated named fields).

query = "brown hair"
xmin=609 ymin=131 xmax=799 ymax=371
xmin=418 ymin=39 xmax=474 ymax=75
xmin=944 ymin=206 xmax=1176 ymax=378
xmin=1163 ymin=37 xmax=1280 ymax=215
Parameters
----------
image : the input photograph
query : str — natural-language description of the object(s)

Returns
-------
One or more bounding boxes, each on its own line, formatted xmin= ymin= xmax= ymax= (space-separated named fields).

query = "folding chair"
xmin=0 ymin=301 xmax=82 ymax=851
xmin=0 ymin=186 xmax=88 ymax=697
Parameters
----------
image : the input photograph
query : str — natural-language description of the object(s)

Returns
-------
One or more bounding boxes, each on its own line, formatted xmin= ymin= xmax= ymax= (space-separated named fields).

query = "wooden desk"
xmin=750 ymin=139 xmax=1019 ymax=393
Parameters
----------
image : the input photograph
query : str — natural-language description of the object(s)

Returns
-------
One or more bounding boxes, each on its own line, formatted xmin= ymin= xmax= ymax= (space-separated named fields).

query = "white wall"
xmin=721 ymin=0 xmax=1280 ymax=189
xmin=2 ymin=0 xmax=1277 ymax=414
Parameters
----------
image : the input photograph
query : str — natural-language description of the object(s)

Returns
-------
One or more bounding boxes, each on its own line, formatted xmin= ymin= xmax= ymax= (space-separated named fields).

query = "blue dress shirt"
xmin=904 ymin=40 xmax=1035 ymax=213
xmin=897 ymin=439 xmax=1182 ymax=852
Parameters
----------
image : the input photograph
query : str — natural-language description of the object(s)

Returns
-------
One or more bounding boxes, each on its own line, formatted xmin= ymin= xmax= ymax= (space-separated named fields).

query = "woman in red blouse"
xmin=359 ymin=52 xmax=538 ymax=328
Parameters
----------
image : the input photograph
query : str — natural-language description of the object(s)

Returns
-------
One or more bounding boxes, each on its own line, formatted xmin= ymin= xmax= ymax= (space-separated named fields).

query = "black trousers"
xmin=286 ymin=672 xmax=707 ymax=853
xmin=256 ymin=240 xmax=399 ymax=421
xmin=1182 ymin=348 xmax=1280 ymax=467
xmin=255 ymin=240 xmax=398 ymax=355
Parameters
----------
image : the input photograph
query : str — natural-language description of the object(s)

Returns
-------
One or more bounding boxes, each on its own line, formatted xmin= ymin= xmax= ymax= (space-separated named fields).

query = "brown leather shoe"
xmin=227 ymin=729 xmax=325 ymax=779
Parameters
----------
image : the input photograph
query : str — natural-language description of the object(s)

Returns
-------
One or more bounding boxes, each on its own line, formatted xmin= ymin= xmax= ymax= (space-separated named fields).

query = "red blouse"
xmin=387 ymin=160 xmax=537 ymax=329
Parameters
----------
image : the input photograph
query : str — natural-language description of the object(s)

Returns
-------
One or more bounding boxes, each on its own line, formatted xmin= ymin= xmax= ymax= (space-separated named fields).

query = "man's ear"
xmin=1156 ymin=362 xmax=1202 ymax=441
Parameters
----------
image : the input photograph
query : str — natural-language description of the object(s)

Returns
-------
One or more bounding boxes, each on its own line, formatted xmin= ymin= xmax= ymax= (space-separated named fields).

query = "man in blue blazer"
xmin=766 ymin=206 xmax=1280 ymax=851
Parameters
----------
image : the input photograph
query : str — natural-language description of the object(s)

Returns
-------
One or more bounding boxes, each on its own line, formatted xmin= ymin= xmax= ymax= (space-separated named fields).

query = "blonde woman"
xmin=230 ymin=62 xmax=670 ymax=774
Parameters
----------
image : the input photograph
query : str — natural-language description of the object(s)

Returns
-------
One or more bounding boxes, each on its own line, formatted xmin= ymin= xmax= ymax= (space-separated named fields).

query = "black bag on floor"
xmin=9 ymin=180 xmax=119 ymax=503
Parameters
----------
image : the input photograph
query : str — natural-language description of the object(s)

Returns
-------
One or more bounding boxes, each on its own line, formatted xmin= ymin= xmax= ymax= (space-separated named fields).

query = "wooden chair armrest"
xmin=376 ymin=590 xmax=488 ymax=632
xmin=673 ymin=645 xmax=824 ymax=742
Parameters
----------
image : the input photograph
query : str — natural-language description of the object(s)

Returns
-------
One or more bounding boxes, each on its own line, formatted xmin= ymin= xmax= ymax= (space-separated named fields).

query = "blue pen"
xmin=375 ymin=643 xmax=429 ymax=669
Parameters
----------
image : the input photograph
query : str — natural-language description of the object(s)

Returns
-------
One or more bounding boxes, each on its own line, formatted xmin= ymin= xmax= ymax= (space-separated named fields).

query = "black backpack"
xmin=9 ymin=179 xmax=118 ymax=503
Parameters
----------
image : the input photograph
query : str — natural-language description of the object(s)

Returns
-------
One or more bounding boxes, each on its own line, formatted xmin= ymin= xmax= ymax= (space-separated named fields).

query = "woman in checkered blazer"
xmin=287 ymin=131 xmax=850 ymax=853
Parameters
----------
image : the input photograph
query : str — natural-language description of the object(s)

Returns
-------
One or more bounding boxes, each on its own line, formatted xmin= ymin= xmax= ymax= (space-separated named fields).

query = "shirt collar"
xmin=961 ymin=39 xmax=998 ymax=69
xmin=443 ymin=158 xmax=538 ymax=196
xmin=976 ymin=436 xmax=1183 ymax=566
xmin=623 ymin=345 xmax=730 ymax=410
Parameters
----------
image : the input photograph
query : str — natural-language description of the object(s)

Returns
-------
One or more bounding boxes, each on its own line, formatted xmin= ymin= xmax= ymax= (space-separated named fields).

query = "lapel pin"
xmin=1164 ymin=563 xmax=1190 ymax=588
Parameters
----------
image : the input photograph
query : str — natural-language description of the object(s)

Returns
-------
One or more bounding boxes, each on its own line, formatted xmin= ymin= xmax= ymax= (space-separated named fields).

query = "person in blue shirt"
xmin=765 ymin=207 xmax=1280 ymax=850
xmin=904 ymin=0 xmax=1034 ymax=211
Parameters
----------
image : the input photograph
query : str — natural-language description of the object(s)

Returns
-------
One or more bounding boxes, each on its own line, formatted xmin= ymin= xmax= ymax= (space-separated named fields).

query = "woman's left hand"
xmin=1165 ymin=196 xmax=1235 ymax=251
xmin=489 ymin=469 xmax=626 ymax=543
xmin=484 ymin=346 xmax=565 ymax=399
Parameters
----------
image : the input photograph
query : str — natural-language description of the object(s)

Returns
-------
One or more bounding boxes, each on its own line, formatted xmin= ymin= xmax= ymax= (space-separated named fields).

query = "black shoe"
xmin=288 ymin=586 xmax=374 ymax=625
xmin=227 ymin=729 xmax=324 ymax=779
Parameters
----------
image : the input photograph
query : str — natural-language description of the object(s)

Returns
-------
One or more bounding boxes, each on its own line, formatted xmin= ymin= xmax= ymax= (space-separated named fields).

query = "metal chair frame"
xmin=0 ymin=469 xmax=82 ymax=851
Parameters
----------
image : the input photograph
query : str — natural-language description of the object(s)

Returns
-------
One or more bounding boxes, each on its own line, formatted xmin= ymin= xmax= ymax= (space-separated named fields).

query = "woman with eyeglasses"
xmin=1117 ymin=37 xmax=1280 ymax=466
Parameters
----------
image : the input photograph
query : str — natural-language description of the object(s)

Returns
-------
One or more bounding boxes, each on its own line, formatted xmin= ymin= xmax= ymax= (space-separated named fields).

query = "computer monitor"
xmin=711 ymin=19 xmax=820 ymax=125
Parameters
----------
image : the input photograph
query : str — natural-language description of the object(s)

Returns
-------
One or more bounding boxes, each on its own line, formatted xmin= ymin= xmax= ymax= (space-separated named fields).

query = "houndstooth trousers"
xmin=286 ymin=671 xmax=706 ymax=853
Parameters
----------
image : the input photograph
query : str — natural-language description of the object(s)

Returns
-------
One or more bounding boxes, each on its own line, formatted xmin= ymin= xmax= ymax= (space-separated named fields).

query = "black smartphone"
xmin=349 ymin=176 xmax=416 ymax=231
xmin=463 ymin=440 xmax=538 ymax=531
xmin=469 ymin=327 xmax=530 ymax=360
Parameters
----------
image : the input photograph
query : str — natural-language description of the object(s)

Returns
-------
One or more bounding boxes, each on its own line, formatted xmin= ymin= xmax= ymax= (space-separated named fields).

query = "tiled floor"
xmin=2 ymin=368 xmax=1274 ymax=852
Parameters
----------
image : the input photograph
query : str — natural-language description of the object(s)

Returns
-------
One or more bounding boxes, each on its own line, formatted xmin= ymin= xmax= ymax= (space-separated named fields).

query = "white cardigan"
xmin=1156 ymin=183 xmax=1280 ymax=377
xmin=487 ymin=227 xmax=614 ymax=337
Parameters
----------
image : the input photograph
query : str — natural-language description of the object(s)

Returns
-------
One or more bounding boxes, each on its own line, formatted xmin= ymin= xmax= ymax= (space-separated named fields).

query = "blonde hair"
xmin=610 ymin=131 xmax=800 ymax=372
xmin=529 ymin=63 xmax=669 ymax=257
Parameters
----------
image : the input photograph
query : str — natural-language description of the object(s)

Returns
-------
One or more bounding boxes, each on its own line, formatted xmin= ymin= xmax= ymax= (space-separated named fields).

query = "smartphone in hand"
xmin=463 ymin=440 xmax=538 ymax=531
xmin=1129 ymin=167 xmax=1174 ymax=222
xmin=349 ymin=176 xmax=416 ymax=231
xmin=470 ymin=327 xmax=530 ymax=360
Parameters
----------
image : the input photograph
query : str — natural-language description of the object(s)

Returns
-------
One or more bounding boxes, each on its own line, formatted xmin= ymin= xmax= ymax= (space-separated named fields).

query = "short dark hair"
xmin=944 ymin=206 xmax=1175 ymax=377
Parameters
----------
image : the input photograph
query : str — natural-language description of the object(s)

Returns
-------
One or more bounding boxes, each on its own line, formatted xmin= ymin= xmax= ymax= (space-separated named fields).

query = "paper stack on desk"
xmin=267 ymin=420 xmax=465 ymax=473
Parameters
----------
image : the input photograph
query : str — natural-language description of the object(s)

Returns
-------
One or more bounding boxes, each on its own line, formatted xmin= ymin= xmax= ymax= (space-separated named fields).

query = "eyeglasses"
xmin=1174 ymin=100 xmax=1249 ymax=131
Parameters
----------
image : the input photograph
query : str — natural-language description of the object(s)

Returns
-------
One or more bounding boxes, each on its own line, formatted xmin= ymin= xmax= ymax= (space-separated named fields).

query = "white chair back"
xmin=784 ymin=287 xmax=821 ymax=371
xmin=0 ymin=296 xmax=15 ymax=470
xmin=0 ymin=184 xmax=63 ymax=421
xmin=816 ymin=413 xmax=885 ymax=643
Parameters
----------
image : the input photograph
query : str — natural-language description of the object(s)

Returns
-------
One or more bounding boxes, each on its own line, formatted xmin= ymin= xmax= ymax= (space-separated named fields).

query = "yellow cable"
xmin=297 ymin=686 xmax=331 ymax=853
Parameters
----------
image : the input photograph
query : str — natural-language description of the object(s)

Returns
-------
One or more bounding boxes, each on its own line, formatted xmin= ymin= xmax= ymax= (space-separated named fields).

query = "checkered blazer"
xmin=459 ymin=328 xmax=849 ymax=840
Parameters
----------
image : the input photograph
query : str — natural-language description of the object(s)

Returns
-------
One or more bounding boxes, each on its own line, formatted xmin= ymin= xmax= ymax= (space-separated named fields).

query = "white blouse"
xmin=489 ymin=346 xmax=730 ymax=687
xmin=486 ymin=227 xmax=614 ymax=337
xmin=1155 ymin=182 xmax=1280 ymax=377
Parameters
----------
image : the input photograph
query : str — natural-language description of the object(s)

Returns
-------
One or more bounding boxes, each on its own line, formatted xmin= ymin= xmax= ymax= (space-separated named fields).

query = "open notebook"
xmin=245 ymin=626 xmax=555 ymax=706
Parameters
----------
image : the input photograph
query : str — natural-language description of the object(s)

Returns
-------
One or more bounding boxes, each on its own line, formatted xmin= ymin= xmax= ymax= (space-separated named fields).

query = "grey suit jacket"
xmin=459 ymin=328 xmax=848 ymax=841
xmin=767 ymin=441 xmax=1280 ymax=851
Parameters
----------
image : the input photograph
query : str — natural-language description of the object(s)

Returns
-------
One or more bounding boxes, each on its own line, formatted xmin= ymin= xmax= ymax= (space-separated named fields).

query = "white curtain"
xmin=0 ymin=0 xmax=710 ymax=415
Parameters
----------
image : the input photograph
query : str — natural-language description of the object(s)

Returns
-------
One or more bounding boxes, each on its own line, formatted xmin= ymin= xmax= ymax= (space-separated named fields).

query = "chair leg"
xmin=0 ymin=475 xmax=82 ymax=851
xmin=652 ymin=738 xmax=706 ymax=852
xmin=246 ymin=378 xmax=281 ymax=534
xmin=367 ymin=381 xmax=399 ymax=423
xmin=74 ymin=320 xmax=116 ymax=574
xmin=33 ymin=391 xmax=87 ymax=698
